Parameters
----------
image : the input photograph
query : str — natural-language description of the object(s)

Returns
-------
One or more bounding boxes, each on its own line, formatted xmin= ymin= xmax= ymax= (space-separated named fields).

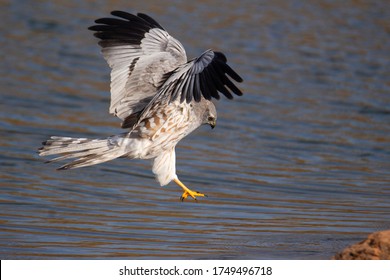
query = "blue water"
xmin=1 ymin=0 xmax=389 ymax=259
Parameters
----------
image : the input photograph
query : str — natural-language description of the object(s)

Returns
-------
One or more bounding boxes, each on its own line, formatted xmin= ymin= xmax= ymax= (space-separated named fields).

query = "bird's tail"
xmin=38 ymin=134 xmax=128 ymax=170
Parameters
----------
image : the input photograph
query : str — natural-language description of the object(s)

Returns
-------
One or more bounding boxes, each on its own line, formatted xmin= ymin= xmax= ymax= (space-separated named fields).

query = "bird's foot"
xmin=173 ymin=177 xmax=207 ymax=202
xmin=180 ymin=189 xmax=206 ymax=201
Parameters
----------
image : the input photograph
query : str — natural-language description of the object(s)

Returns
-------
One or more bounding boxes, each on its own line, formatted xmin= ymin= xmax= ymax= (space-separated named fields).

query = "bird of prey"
xmin=39 ymin=11 xmax=243 ymax=201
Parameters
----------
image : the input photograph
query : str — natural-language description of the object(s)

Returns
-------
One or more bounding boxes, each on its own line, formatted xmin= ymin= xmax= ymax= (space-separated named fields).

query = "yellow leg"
xmin=173 ymin=178 xmax=206 ymax=201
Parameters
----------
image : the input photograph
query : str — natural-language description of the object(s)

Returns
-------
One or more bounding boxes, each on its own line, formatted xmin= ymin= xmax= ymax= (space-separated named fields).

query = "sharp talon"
xmin=174 ymin=178 xmax=206 ymax=201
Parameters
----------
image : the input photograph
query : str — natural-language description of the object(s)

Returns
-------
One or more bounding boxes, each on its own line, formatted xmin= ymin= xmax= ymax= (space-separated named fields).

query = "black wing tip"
xmin=169 ymin=50 xmax=244 ymax=104
xmin=91 ymin=10 xmax=163 ymax=29
xmin=111 ymin=10 xmax=124 ymax=16
xmin=214 ymin=51 xmax=244 ymax=83
xmin=229 ymin=68 xmax=244 ymax=83
xmin=88 ymin=10 xmax=164 ymax=43
xmin=88 ymin=11 xmax=162 ymax=46
xmin=164 ymin=49 xmax=244 ymax=104
xmin=214 ymin=51 xmax=227 ymax=63
xmin=209 ymin=51 xmax=244 ymax=99
xmin=110 ymin=10 xmax=134 ymax=19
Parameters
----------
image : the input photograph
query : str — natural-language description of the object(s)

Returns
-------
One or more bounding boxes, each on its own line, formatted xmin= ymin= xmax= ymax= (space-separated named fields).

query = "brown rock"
xmin=333 ymin=230 xmax=390 ymax=260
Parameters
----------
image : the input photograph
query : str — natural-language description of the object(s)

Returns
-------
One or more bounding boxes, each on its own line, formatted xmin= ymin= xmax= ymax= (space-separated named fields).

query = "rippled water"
xmin=1 ymin=0 xmax=389 ymax=259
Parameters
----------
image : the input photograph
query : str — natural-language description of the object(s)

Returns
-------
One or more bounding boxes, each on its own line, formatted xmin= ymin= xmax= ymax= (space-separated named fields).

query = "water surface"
xmin=1 ymin=0 xmax=389 ymax=259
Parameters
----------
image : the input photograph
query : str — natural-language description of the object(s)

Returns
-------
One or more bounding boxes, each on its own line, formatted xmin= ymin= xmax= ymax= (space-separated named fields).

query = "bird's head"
xmin=204 ymin=101 xmax=217 ymax=129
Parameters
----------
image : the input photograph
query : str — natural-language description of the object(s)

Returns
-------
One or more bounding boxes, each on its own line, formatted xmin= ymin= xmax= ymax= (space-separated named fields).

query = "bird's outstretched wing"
xmin=126 ymin=49 xmax=243 ymax=129
xmin=163 ymin=49 xmax=243 ymax=103
xmin=89 ymin=11 xmax=187 ymax=126
xmin=90 ymin=11 xmax=243 ymax=130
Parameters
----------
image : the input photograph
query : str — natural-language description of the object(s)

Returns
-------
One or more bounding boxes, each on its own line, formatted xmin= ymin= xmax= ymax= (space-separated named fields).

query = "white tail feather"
xmin=39 ymin=134 xmax=128 ymax=170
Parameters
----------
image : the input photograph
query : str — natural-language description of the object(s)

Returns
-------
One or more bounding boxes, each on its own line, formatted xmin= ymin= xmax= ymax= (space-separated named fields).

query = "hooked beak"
xmin=209 ymin=120 xmax=216 ymax=129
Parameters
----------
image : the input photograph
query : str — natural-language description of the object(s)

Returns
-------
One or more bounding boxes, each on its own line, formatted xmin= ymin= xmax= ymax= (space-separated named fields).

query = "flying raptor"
xmin=39 ymin=11 xmax=243 ymax=201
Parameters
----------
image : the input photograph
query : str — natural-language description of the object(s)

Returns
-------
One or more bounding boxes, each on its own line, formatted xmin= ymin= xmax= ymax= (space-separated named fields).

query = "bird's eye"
xmin=208 ymin=116 xmax=214 ymax=122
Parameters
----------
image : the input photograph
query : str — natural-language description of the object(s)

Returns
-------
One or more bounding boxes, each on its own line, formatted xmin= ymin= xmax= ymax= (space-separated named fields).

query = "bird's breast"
xmin=129 ymin=101 xmax=195 ymax=159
